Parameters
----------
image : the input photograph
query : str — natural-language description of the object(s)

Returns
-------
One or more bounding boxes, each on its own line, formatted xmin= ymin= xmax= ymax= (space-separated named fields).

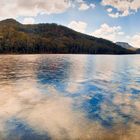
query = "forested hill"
xmin=0 ymin=19 xmax=136 ymax=54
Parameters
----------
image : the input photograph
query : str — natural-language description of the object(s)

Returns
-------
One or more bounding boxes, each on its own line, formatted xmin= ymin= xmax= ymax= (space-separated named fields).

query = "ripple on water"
xmin=0 ymin=54 xmax=139 ymax=140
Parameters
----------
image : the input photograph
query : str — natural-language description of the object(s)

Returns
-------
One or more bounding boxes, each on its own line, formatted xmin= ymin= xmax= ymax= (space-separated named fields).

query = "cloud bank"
xmin=0 ymin=0 xmax=72 ymax=20
xmin=91 ymin=23 xmax=124 ymax=42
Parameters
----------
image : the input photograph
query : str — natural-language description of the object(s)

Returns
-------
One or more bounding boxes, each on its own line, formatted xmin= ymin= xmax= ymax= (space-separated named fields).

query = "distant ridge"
xmin=116 ymin=42 xmax=135 ymax=49
xmin=0 ymin=19 xmax=136 ymax=54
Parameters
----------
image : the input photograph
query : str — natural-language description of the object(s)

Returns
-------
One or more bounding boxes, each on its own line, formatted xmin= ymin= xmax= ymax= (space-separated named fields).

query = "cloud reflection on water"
xmin=0 ymin=54 xmax=140 ymax=140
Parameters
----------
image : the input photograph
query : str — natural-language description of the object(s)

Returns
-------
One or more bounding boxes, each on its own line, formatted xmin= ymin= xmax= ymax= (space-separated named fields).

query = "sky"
xmin=0 ymin=0 xmax=140 ymax=48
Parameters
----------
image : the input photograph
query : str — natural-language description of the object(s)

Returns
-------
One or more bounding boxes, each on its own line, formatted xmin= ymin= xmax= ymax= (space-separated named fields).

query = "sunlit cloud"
xmin=127 ymin=33 xmax=140 ymax=48
xmin=102 ymin=0 xmax=140 ymax=18
xmin=68 ymin=20 xmax=87 ymax=33
xmin=91 ymin=23 xmax=124 ymax=42
xmin=23 ymin=17 xmax=35 ymax=24
xmin=0 ymin=0 xmax=72 ymax=20
xmin=78 ymin=0 xmax=95 ymax=11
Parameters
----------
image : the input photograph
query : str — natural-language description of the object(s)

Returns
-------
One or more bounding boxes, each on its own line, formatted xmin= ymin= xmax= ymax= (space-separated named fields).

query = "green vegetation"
xmin=0 ymin=19 xmax=136 ymax=54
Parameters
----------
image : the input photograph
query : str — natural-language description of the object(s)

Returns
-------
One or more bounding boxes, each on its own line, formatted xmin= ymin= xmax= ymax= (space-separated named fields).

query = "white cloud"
xmin=79 ymin=3 xmax=90 ymax=10
xmin=23 ymin=17 xmax=35 ymax=24
xmin=90 ymin=3 xmax=96 ymax=9
xmin=68 ymin=21 xmax=87 ymax=33
xmin=78 ymin=0 xmax=95 ymax=11
xmin=101 ymin=0 xmax=140 ymax=18
xmin=127 ymin=33 xmax=140 ymax=48
xmin=107 ymin=8 xmax=113 ymax=13
xmin=91 ymin=23 xmax=140 ymax=48
xmin=0 ymin=0 xmax=72 ymax=20
xmin=91 ymin=23 xmax=124 ymax=42
xmin=108 ymin=12 xmax=120 ymax=18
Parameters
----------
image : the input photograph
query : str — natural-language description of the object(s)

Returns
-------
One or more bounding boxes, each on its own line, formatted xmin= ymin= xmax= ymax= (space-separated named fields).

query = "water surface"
xmin=0 ymin=54 xmax=140 ymax=140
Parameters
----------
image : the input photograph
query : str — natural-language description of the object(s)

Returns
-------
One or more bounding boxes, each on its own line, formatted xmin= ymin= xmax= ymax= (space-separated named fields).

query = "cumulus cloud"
xmin=0 ymin=0 xmax=72 ymax=20
xmin=102 ymin=0 xmax=140 ymax=18
xmin=68 ymin=20 xmax=87 ymax=33
xmin=79 ymin=3 xmax=90 ymax=10
xmin=127 ymin=33 xmax=140 ymax=48
xmin=78 ymin=0 xmax=95 ymax=11
xmin=91 ymin=23 xmax=124 ymax=42
xmin=107 ymin=8 xmax=113 ymax=13
xmin=23 ymin=17 xmax=35 ymax=24
xmin=79 ymin=3 xmax=95 ymax=11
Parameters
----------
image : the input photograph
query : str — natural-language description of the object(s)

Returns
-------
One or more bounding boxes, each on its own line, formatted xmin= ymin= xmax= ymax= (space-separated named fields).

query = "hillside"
xmin=116 ymin=42 xmax=135 ymax=50
xmin=0 ymin=19 xmax=136 ymax=54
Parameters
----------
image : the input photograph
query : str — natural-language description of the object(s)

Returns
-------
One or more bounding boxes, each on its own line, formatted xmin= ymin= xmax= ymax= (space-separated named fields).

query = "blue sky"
xmin=0 ymin=0 xmax=140 ymax=48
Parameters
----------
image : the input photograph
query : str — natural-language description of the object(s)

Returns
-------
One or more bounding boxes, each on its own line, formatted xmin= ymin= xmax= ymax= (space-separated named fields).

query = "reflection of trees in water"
xmin=0 ymin=55 xmax=72 ymax=90
xmin=36 ymin=56 xmax=71 ymax=86
xmin=0 ymin=56 xmax=21 ymax=84
xmin=0 ymin=55 xmax=39 ymax=84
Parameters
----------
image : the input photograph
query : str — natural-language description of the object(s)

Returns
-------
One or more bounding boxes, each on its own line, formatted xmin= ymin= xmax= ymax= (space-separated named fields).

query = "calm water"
xmin=0 ymin=54 xmax=140 ymax=140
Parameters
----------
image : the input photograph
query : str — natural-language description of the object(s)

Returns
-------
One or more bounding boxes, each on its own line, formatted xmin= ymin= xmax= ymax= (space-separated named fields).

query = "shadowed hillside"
xmin=0 ymin=19 xmax=136 ymax=54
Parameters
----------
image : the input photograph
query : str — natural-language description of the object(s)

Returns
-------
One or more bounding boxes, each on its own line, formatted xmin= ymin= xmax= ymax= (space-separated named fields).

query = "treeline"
xmin=0 ymin=19 xmax=136 ymax=54
xmin=136 ymin=49 xmax=140 ymax=54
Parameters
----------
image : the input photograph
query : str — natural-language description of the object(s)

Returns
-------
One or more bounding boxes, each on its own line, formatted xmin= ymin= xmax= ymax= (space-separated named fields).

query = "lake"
xmin=0 ymin=54 xmax=140 ymax=140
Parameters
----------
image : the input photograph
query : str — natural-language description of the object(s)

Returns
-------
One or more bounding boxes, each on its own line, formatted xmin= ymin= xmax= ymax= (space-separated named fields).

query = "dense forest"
xmin=0 ymin=19 xmax=137 ymax=54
